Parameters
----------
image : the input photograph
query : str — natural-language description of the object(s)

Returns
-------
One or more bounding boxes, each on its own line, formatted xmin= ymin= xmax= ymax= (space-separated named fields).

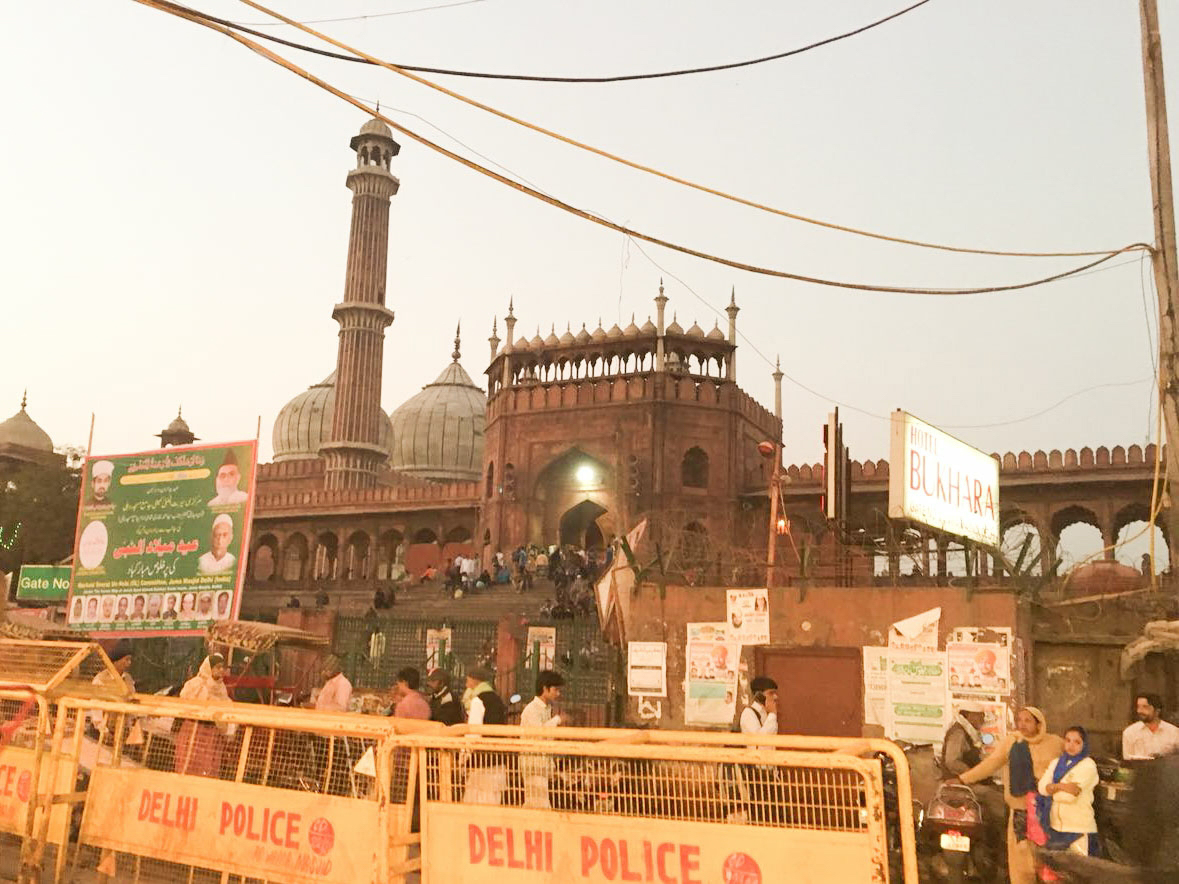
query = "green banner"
xmin=68 ymin=441 xmax=257 ymax=636
xmin=16 ymin=565 xmax=72 ymax=601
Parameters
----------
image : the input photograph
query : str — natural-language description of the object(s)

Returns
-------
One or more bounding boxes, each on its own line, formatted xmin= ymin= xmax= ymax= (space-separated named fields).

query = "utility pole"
xmin=1140 ymin=0 xmax=1179 ymax=575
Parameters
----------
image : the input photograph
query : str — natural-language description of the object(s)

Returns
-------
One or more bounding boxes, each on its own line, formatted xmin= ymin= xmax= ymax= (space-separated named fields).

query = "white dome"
xmin=272 ymin=372 xmax=392 ymax=463
xmin=388 ymin=358 xmax=486 ymax=482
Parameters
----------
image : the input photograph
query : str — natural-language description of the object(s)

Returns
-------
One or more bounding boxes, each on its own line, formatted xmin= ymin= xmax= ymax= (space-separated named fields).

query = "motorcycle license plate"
xmin=939 ymin=832 xmax=970 ymax=852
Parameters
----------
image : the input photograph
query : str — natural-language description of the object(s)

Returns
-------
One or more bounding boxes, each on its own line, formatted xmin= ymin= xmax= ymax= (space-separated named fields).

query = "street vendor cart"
xmin=204 ymin=619 xmax=330 ymax=705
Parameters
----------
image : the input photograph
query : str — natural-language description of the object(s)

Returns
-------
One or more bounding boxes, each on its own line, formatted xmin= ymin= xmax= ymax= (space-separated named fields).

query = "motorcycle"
xmin=923 ymin=782 xmax=992 ymax=882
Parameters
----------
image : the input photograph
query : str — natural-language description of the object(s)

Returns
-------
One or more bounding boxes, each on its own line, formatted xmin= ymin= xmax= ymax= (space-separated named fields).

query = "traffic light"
xmin=627 ymin=454 xmax=641 ymax=495
xmin=503 ymin=463 xmax=517 ymax=499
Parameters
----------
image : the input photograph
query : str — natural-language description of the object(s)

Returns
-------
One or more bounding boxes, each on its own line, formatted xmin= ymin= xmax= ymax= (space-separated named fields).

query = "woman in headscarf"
xmin=174 ymin=654 xmax=232 ymax=777
xmin=1036 ymin=725 xmax=1099 ymax=859
xmin=953 ymin=706 xmax=1065 ymax=884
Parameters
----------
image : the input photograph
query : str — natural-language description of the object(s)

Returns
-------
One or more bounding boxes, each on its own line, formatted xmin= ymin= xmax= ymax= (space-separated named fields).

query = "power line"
xmin=166 ymin=0 xmax=1133 ymax=260
xmin=238 ymin=0 xmax=487 ymax=27
xmin=138 ymin=0 xmax=1152 ymax=295
xmin=235 ymin=0 xmax=932 ymax=83
xmin=940 ymin=379 xmax=1153 ymax=429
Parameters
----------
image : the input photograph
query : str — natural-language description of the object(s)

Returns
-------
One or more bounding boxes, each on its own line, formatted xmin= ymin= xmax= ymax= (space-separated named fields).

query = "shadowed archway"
xmin=559 ymin=499 xmax=608 ymax=550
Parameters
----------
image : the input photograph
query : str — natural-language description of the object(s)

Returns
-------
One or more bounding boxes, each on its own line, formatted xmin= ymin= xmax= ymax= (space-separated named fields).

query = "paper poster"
xmin=726 ymin=588 xmax=769 ymax=645
xmin=67 ymin=440 xmax=257 ymax=637
xmin=949 ymin=626 xmax=1011 ymax=648
xmin=426 ymin=628 xmax=453 ymax=669
xmin=627 ymin=641 xmax=667 ymax=697
xmin=862 ymin=646 xmax=890 ymax=727
xmin=947 ymin=642 xmax=1010 ymax=696
xmin=525 ymin=626 xmax=558 ymax=669
xmin=888 ymin=607 xmax=940 ymax=652
xmin=886 ymin=649 xmax=949 ymax=747
xmin=685 ymin=622 xmax=739 ymax=726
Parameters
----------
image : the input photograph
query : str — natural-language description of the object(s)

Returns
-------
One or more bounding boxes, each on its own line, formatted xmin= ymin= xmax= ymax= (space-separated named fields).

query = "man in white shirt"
xmin=1123 ymin=693 xmax=1179 ymax=760
xmin=740 ymin=676 xmax=779 ymax=735
xmin=315 ymin=657 xmax=353 ymax=713
xmin=519 ymin=671 xmax=564 ymax=809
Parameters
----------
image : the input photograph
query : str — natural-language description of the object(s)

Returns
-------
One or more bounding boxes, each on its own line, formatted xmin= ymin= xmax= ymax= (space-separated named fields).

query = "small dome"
xmin=0 ymin=394 xmax=53 ymax=453
xmin=165 ymin=410 xmax=191 ymax=434
xmin=606 ymin=323 xmax=624 ymax=339
xmin=358 ymin=117 xmax=393 ymax=139
xmin=544 ymin=325 xmax=560 ymax=347
xmin=273 ymin=372 xmax=393 ymax=463
xmin=515 ymin=336 xmax=531 ymax=350
xmin=575 ymin=323 xmax=592 ymax=344
xmin=707 ymin=321 xmax=726 ymax=341
xmin=559 ymin=324 xmax=576 ymax=346
xmin=666 ymin=315 xmax=684 ymax=336
xmin=686 ymin=321 xmax=706 ymax=339
xmin=591 ymin=323 xmax=607 ymax=342
xmin=530 ymin=329 xmax=545 ymax=349
xmin=388 ymin=345 xmax=487 ymax=482
xmin=640 ymin=316 xmax=657 ymax=335
xmin=623 ymin=315 xmax=641 ymax=336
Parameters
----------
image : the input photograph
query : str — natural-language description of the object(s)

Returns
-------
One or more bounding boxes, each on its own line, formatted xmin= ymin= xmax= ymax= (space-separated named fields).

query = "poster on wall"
xmin=947 ymin=642 xmax=1010 ymax=696
xmin=627 ymin=641 xmax=667 ymax=696
xmin=66 ymin=441 xmax=257 ymax=637
xmin=684 ymin=622 xmax=739 ymax=726
xmin=525 ymin=626 xmax=557 ymax=669
xmin=862 ymin=646 xmax=890 ymax=728
xmin=950 ymin=698 xmax=1009 ymax=757
xmin=726 ymin=588 xmax=769 ymax=645
xmin=886 ymin=649 xmax=949 ymax=747
xmin=426 ymin=628 xmax=453 ymax=669
xmin=888 ymin=607 xmax=940 ymax=652
xmin=949 ymin=626 xmax=1012 ymax=648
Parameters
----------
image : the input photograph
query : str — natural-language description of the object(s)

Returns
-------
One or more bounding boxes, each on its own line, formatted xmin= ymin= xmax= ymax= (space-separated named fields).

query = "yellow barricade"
xmin=417 ymin=726 xmax=917 ymax=884
xmin=52 ymin=694 xmax=426 ymax=884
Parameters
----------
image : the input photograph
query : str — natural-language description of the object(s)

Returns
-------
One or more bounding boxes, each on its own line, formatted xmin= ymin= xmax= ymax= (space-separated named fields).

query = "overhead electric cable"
xmin=136 ymin=0 xmax=1152 ymax=295
xmin=235 ymin=0 xmax=931 ymax=84
xmin=158 ymin=0 xmax=1134 ymax=260
xmin=239 ymin=0 xmax=486 ymax=26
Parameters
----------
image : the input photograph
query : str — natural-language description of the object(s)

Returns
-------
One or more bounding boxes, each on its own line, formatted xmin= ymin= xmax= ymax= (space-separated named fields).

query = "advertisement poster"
xmin=67 ymin=441 xmax=257 ymax=637
xmin=627 ymin=641 xmax=667 ymax=697
xmin=886 ymin=650 xmax=949 ymax=747
xmin=949 ymin=626 xmax=1011 ymax=648
xmin=888 ymin=607 xmax=940 ymax=652
xmin=15 ymin=565 xmax=71 ymax=602
xmin=946 ymin=642 xmax=1010 ymax=695
xmin=426 ymin=628 xmax=453 ymax=669
xmin=950 ymin=698 xmax=1009 ymax=756
xmin=685 ymin=622 xmax=739 ymax=727
xmin=525 ymin=626 xmax=558 ymax=669
xmin=862 ymin=646 xmax=889 ymax=728
xmin=726 ymin=588 xmax=769 ymax=645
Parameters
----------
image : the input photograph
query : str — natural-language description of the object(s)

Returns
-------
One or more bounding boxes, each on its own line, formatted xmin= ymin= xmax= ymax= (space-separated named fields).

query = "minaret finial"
xmin=508 ymin=295 xmax=514 ymax=317
xmin=177 ymin=405 xmax=183 ymax=418
xmin=492 ymin=316 xmax=498 ymax=334
xmin=452 ymin=322 xmax=462 ymax=361
xmin=20 ymin=389 xmax=27 ymax=411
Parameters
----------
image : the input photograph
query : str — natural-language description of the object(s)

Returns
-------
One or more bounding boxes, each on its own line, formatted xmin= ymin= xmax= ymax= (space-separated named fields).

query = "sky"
xmin=2 ymin=1 xmax=1176 ymax=502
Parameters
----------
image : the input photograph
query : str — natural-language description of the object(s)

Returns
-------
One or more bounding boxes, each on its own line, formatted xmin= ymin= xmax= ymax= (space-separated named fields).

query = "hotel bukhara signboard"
xmin=888 ymin=410 xmax=1000 ymax=546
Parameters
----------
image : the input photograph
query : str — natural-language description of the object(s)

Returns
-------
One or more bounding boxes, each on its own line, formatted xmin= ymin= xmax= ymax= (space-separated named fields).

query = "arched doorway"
xmin=559 ymin=499 xmax=608 ymax=550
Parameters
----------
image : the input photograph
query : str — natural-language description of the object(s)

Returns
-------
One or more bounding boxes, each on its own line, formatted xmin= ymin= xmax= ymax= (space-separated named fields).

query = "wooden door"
xmin=756 ymin=647 xmax=863 ymax=737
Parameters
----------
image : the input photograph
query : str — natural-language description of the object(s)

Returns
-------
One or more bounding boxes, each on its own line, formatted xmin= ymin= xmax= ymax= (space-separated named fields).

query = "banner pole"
xmin=85 ymin=413 xmax=95 ymax=458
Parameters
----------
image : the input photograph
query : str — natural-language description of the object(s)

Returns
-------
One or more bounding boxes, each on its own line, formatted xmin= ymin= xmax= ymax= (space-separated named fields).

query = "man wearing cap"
xmin=426 ymin=670 xmax=463 ymax=725
xmin=463 ymin=667 xmax=507 ymax=805
xmin=87 ymin=460 xmax=114 ymax=506
xmin=208 ymin=450 xmax=248 ymax=506
xmin=197 ymin=514 xmax=236 ymax=576
xmin=941 ymin=703 xmax=987 ymax=777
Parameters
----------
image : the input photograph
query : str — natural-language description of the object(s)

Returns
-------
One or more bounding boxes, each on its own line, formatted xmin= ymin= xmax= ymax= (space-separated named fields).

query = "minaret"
xmin=488 ymin=316 xmax=500 ymax=364
xmin=654 ymin=279 xmax=668 ymax=372
xmin=725 ymin=287 xmax=740 ymax=382
xmin=501 ymin=298 xmax=517 ymax=392
xmin=321 ymin=118 xmax=400 ymax=490
xmin=772 ymin=355 xmax=784 ymax=424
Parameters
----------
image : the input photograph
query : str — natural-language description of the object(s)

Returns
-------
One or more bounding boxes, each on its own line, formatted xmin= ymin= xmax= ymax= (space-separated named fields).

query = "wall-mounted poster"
xmin=67 ymin=441 xmax=257 ymax=637
xmin=886 ymin=649 xmax=949 ymax=748
xmin=685 ymin=622 xmax=739 ymax=726
xmin=947 ymin=642 xmax=1010 ymax=696
xmin=627 ymin=641 xmax=667 ymax=697
xmin=525 ymin=626 xmax=557 ymax=669
xmin=726 ymin=588 xmax=769 ymax=645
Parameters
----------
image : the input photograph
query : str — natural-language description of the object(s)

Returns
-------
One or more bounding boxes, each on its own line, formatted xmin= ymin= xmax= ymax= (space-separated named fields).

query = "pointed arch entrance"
xmin=560 ymin=499 xmax=608 ymax=550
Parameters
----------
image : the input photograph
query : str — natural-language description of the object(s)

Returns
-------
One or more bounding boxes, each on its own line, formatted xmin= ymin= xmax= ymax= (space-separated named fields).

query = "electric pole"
xmin=1141 ymin=0 xmax=1179 ymax=574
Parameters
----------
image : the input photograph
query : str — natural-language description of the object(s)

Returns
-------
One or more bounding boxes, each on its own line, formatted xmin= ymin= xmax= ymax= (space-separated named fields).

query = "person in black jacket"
xmin=425 ymin=669 xmax=463 ymax=726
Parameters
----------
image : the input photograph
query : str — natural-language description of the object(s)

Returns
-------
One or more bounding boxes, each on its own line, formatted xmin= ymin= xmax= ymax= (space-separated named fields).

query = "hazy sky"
xmin=3 ymin=0 xmax=1176 ymax=490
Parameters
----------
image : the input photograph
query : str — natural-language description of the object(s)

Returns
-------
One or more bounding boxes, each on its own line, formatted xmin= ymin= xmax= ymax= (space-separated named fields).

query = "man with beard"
xmin=1123 ymin=693 xmax=1179 ymax=760
xmin=197 ymin=515 xmax=236 ymax=575
xmin=208 ymin=450 xmax=248 ymax=506
xmin=87 ymin=460 xmax=114 ymax=506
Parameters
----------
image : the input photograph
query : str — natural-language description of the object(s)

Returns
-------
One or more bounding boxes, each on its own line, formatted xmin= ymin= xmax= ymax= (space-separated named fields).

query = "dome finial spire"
xmin=452 ymin=322 xmax=462 ymax=362
xmin=20 ymin=389 xmax=27 ymax=411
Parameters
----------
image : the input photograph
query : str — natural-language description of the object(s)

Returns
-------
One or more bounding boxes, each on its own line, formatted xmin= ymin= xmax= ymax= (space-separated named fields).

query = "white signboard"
xmin=888 ymin=410 xmax=1000 ymax=546
xmin=726 ymin=588 xmax=769 ymax=645
xmin=627 ymin=641 xmax=667 ymax=696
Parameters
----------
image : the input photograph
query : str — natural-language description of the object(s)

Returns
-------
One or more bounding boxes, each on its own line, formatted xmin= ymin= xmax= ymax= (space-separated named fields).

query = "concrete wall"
xmin=622 ymin=583 xmax=1027 ymax=732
